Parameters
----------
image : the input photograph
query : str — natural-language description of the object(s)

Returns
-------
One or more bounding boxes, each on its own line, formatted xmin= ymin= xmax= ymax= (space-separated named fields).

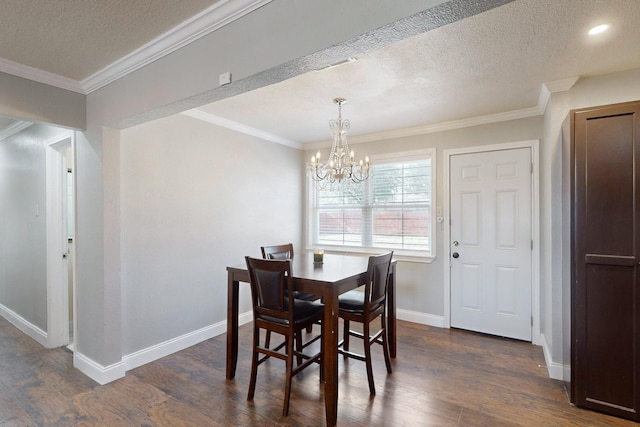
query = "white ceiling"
xmin=0 ymin=0 xmax=222 ymax=82
xmin=2 ymin=0 xmax=640 ymax=146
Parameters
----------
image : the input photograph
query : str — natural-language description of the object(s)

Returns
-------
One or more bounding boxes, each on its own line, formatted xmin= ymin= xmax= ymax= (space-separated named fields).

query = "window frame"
xmin=306 ymin=148 xmax=436 ymax=262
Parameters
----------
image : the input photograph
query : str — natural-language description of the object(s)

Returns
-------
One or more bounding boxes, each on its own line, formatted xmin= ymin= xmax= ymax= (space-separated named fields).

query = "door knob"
xmin=452 ymin=252 xmax=459 ymax=258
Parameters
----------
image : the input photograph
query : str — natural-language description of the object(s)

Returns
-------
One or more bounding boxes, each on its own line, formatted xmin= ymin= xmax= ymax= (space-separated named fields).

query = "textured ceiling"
xmin=1 ymin=0 xmax=640 ymax=145
xmin=195 ymin=0 xmax=640 ymax=144
xmin=0 ymin=0 xmax=220 ymax=81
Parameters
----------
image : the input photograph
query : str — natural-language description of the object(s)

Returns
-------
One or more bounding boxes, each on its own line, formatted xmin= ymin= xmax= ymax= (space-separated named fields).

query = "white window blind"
xmin=309 ymin=150 xmax=434 ymax=258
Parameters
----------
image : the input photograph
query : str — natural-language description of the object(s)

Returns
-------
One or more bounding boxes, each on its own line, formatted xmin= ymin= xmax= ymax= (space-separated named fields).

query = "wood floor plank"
xmin=0 ymin=315 xmax=637 ymax=426
xmin=0 ymin=380 xmax=30 ymax=423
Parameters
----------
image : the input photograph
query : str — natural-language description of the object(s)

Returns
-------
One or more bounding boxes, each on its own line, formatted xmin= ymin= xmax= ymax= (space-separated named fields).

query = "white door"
xmin=46 ymin=135 xmax=72 ymax=348
xmin=450 ymin=148 xmax=532 ymax=341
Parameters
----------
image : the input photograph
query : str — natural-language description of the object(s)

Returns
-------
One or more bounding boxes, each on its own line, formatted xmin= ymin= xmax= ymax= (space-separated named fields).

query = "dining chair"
xmin=338 ymin=251 xmax=394 ymax=395
xmin=261 ymin=243 xmax=320 ymax=346
xmin=261 ymin=243 xmax=321 ymax=303
xmin=245 ymin=256 xmax=324 ymax=416
xmin=260 ymin=243 xmax=294 ymax=260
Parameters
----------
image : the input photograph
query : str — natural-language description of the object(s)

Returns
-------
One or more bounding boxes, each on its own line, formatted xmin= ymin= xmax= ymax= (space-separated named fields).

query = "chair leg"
xmin=306 ymin=324 xmax=313 ymax=333
xmin=265 ymin=330 xmax=271 ymax=348
xmin=248 ymin=326 xmax=260 ymax=401
xmin=295 ymin=331 xmax=303 ymax=366
xmin=363 ymin=320 xmax=376 ymax=395
xmin=342 ymin=319 xmax=350 ymax=354
xmin=283 ymin=333 xmax=295 ymax=416
xmin=319 ymin=320 xmax=324 ymax=382
xmin=381 ymin=314 xmax=392 ymax=374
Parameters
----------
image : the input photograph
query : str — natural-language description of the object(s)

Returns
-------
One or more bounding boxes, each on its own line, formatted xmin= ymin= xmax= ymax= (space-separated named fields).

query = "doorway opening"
xmin=46 ymin=132 xmax=75 ymax=349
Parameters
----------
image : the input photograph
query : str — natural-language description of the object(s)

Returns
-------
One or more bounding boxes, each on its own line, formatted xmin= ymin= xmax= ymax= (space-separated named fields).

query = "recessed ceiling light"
xmin=588 ymin=24 xmax=609 ymax=35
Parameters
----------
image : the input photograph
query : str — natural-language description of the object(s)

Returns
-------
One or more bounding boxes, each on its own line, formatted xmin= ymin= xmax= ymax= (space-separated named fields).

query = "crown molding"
xmin=81 ymin=0 xmax=271 ymax=94
xmin=181 ymin=109 xmax=302 ymax=149
xmin=0 ymin=58 xmax=85 ymax=93
xmin=0 ymin=121 xmax=34 ymax=142
xmin=310 ymin=81 xmax=575 ymax=148
xmin=544 ymin=76 xmax=579 ymax=94
xmin=304 ymin=83 xmax=564 ymax=149
xmin=345 ymin=104 xmax=545 ymax=146
xmin=0 ymin=0 xmax=271 ymax=95
xmin=188 ymin=83 xmax=558 ymax=150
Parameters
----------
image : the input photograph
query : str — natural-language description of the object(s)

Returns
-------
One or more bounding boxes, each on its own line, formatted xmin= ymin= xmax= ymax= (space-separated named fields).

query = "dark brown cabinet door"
xmin=571 ymin=100 xmax=640 ymax=421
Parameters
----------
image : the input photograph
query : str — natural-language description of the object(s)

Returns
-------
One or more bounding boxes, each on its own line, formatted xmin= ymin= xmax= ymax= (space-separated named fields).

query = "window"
xmin=308 ymin=149 xmax=435 ymax=260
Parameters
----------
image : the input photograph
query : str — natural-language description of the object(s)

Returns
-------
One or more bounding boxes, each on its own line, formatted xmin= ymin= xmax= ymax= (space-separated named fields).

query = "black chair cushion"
xmin=293 ymin=291 xmax=320 ymax=301
xmin=338 ymin=290 xmax=365 ymax=312
xmin=259 ymin=300 xmax=323 ymax=325
xmin=339 ymin=290 xmax=384 ymax=313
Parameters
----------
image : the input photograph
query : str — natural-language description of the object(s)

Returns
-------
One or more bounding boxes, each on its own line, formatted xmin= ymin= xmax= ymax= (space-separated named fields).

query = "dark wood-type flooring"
xmin=0 ymin=316 xmax=635 ymax=426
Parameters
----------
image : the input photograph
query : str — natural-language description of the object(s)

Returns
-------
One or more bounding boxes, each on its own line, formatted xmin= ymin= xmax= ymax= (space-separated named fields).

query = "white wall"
xmin=119 ymin=114 xmax=303 ymax=356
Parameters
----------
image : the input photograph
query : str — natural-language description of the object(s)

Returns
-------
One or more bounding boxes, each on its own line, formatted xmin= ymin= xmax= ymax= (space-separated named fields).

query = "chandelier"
xmin=308 ymin=98 xmax=370 ymax=184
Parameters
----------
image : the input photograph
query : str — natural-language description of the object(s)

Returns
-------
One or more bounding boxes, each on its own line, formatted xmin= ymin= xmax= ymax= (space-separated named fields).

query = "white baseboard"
xmin=74 ymin=351 xmax=126 ymax=385
xmin=397 ymin=308 xmax=444 ymax=328
xmin=396 ymin=310 xmax=570 ymax=382
xmin=122 ymin=310 xmax=254 ymax=373
xmin=123 ymin=322 xmax=224 ymax=372
xmin=74 ymin=310 xmax=255 ymax=385
xmin=540 ymin=333 xmax=567 ymax=381
xmin=238 ymin=309 xmax=253 ymax=326
xmin=0 ymin=302 xmax=125 ymax=385
xmin=0 ymin=303 xmax=48 ymax=347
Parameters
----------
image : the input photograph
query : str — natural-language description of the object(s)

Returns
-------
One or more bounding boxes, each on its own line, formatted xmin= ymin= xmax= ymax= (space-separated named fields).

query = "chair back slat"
xmin=255 ymin=268 xmax=286 ymax=311
xmin=365 ymin=252 xmax=393 ymax=308
xmin=261 ymin=243 xmax=294 ymax=260
xmin=245 ymin=256 xmax=293 ymax=322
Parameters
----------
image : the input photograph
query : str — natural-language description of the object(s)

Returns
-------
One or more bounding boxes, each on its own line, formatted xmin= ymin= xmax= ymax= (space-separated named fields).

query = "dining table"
xmin=226 ymin=252 xmax=397 ymax=427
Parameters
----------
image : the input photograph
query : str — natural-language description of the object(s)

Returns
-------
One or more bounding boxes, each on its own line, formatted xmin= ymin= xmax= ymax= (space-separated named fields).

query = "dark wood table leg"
xmin=388 ymin=264 xmax=397 ymax=358
xmin=323 ymin=291 xmax=339 ymax=427
xmin=226 ymin=273 xmax=240 ymax=379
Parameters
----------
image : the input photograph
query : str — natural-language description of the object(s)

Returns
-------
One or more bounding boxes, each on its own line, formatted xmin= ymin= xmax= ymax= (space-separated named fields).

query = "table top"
xmin=227 ymin=252 xmax=382 ymax=284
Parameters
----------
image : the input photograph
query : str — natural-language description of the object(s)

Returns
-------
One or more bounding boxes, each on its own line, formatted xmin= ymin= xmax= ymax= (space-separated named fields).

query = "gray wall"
xmin=119 ymin=114 xmax=303 ymax=355
xmin=0 ymin=123 xmax=68 ymax=331
xmin=0 ymin=126 xmax=47 ymax=330
xmin=305 ymin=116 xmax=544 ymax=317
xmin=0 ymin=72 xmax=85 ymax=129
xmin=4 ymin=0 xmax=639 ymax=384
xmin=78 ymin=0 xmax=451 ymax=369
